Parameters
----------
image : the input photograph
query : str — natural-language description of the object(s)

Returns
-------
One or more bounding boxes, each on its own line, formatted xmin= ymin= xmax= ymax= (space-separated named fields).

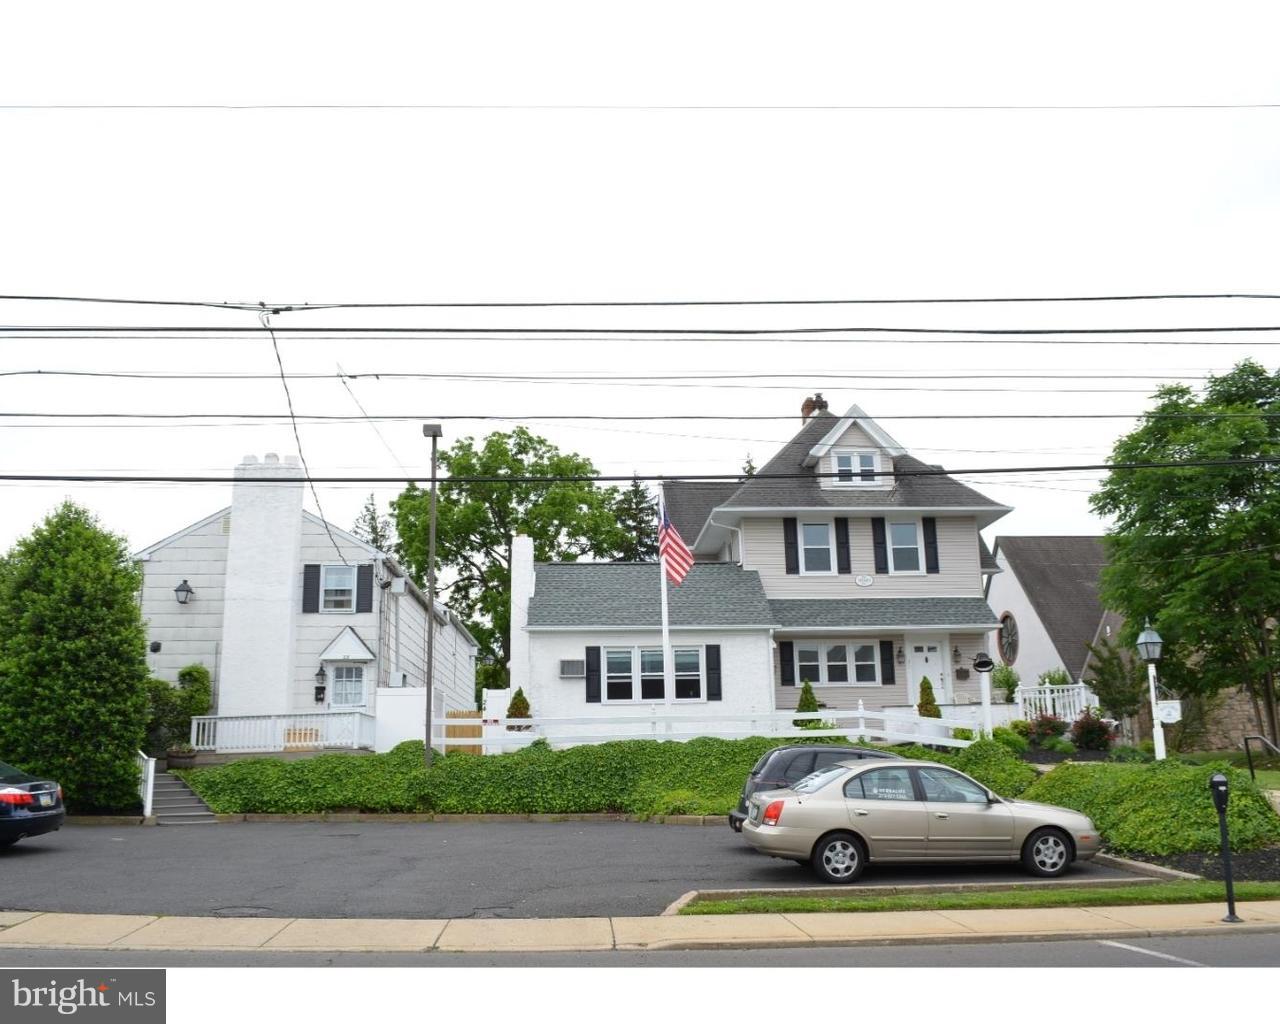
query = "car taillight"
xmin=0 ymin=787 xmax=33 ymax=806
xmin=762 ymin=800 xmax=784 ymax=826
xmin=57 ymin=785 xmax=63 ymax=803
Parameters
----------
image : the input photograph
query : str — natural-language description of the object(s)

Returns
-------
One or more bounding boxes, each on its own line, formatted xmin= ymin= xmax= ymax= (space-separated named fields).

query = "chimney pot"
xmin=264 ymin=453 xmax=280 ymax=465
xmin=813 ymin=392 xmax=828 ymax=412
xmin=801 ymin=396 xmax=816 ymax=422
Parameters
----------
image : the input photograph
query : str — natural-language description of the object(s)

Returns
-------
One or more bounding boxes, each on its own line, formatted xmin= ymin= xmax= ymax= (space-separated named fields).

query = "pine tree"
xmin=351 ymin=493 xmax=394 ymax=552
xmin=505 ymin=686 xmax=532 ymax=732
xmin=0 ymin=502 xmax=148 ymax=812
xmin=794 ymin=680 xmax=820 ymax=728
xmin=610 ymin=476 xmax=659 ymax=561
xmin=917 ymin=676 xmax=942 ymax=718
xmin=742 ymin=453 xmax=757 ymax=477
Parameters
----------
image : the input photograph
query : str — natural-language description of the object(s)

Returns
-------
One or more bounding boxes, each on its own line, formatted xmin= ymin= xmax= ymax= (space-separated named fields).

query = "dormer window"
xmin=833 ymin=450 xmax=878 ymax=486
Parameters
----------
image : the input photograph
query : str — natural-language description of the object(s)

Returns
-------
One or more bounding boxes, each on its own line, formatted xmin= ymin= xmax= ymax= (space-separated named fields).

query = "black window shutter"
xmin=779 ymin=640 xmax=795 ymax=685
xmin=835 ymin=517 xmax=851 ymax=574
xmin=302 ymin=564 xmax=321 ymax=613
xmin=356 ymin=564 xmax=374 ymax=612
xmin=585 ymin=646 xmax=601 ymax=703
xmin=783 ymin=518 xmax=799 ymax=575
xmin=879 ymin=640 xmax=896 ymax=685
xmin=923 ymin=517 xmax=940 ymax=574
xmin=871 ymin=518 xmax=889 ymax=574
xmin=705 ymin=645 xmax=722 ymax=701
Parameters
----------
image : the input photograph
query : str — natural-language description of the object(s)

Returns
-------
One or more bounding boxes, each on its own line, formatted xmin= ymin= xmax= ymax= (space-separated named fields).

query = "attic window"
xmin=833 ymin=450 xmax=877 ymax=485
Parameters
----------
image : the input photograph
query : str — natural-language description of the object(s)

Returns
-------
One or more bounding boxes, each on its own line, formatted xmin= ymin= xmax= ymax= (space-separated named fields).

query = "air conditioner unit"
xmin=559 ymin=659 xmax=586 ymax=679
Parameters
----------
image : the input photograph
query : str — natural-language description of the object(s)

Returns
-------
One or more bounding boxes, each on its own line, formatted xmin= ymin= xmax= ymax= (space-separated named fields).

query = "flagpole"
xmin=658 ymin=499 xmax=674 ymax=704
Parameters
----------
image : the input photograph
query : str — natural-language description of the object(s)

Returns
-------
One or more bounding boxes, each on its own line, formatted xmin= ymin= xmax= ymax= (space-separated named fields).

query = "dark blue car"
xmin=0 ymin=759 xmax=65 ymax=848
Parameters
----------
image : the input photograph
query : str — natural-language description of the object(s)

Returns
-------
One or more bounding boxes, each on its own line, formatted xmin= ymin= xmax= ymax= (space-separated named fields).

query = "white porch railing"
xmin=883 ymin=702 xmax=1021 ymax=731
xmin=191 ymin=712 xmax=378 ymax=754
xmin=1014 ymin=683 xmax=1098 ymax=723
xmin=135 ymin=750 xmax=156 ymax=817
xmin=439 ymin=704 xmax=978 ymax=755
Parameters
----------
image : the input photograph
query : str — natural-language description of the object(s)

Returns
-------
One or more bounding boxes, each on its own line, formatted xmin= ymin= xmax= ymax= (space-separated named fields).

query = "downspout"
xmin=706 ymin=514 xmax=746 ymax=565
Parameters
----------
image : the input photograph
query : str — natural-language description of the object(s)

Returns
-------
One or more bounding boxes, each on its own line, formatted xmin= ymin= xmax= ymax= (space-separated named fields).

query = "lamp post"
xmin=1136 ymin=620 xmax=1167 ymax=761
xmin=423 ymin=423 xmax=443 ymax=767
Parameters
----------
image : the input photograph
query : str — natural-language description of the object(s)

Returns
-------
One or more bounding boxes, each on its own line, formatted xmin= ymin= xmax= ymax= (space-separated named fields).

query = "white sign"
xmin=1156 ymin=700 xmax=1183 ymax=725
xmin=854 ymin=574 xmax=873 ymax=588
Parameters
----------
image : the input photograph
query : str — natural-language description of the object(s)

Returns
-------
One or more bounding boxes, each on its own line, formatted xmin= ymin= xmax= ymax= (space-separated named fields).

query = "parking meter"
xmin=1209 ymin=772 xmax=1242 ymax=922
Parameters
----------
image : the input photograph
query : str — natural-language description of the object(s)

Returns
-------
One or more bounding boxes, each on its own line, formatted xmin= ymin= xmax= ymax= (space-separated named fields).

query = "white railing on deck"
xmin=438 ymin=703 xmax=979 ymax=755
xmin=191 ymin=712 xmax=378 ymax=753
xmin=1015 ymin=683 xmax=1098 ymax=724
xmin=135 ymin=750 xmax=156 ymax=817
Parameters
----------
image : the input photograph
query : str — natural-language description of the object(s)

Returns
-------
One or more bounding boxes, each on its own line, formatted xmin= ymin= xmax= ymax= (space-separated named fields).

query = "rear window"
xmin=793 ymin=764 xmax=847 ymax=794
xmin=0 ymin=760 xmax=28 ymax=781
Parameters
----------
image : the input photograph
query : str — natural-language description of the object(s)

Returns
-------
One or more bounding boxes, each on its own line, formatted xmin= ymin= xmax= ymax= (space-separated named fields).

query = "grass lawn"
xmin=678 ymin=880 xmax=1280 ymax=916
xmin=1252 ymin=770 xmax=1280 ymax=790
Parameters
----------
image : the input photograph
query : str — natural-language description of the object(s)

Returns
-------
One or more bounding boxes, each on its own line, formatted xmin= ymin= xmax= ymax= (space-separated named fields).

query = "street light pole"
xmin=1136 ymin=620 xmax=1167 ymax=762
xmin=423 ymin=423 xmax=442 ymax=767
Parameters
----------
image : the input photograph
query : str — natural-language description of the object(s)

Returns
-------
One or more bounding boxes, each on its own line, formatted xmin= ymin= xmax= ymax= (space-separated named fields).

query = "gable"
xmin=319 ymin=626 xmax=377 ymax=662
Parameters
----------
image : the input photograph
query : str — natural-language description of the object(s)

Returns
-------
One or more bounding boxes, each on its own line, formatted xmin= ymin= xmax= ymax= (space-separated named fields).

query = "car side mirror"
xmin=987 ymin=792 xmax=1001 ymax=804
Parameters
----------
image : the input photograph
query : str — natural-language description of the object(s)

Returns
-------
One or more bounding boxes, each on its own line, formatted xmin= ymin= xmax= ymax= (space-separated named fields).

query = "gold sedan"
xmin=742 ymin=759 xmax=1101 ymax=884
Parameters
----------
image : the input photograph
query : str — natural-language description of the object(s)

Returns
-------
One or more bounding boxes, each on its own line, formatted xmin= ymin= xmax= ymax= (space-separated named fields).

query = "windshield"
xmin=792 ymin=764 xmax=847 ymax=794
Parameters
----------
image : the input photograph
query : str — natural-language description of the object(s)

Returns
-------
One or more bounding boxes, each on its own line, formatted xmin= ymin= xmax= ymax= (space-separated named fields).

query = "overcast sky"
xmin=1 ymin=1 xmax=1277 ymax=555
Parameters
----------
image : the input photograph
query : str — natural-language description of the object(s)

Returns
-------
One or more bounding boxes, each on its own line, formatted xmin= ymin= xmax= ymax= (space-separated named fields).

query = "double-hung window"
xmin=888 ymin=521 xmax=923 ymax=573
xmin=330 ymin=664 xmax=365 ymax=706
xmin=322 ymin=565 xmax=355 ymax=611
xmin=605 ymin=647 xmax=704 ymax=702
xmin=639 ymin=649 xmax=665 ymax=700
xmin=800 ymin=522 xmax=834 ymax=573
xmin=834 ymin=450 xmax=877 ymax=485
xmin=794 ymin=641 xmax=879 ymax=685
xmin=606 ymin=649 xmax=634 ymax=701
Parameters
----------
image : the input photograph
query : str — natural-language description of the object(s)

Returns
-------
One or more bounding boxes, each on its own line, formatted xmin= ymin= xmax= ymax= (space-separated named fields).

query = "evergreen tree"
xmin=1083 ymin=635 xmax=1147 ymax=720
xmin=742 ymin=453 xmax=757 ymax=477
xmin=794 ymin=680 xmax=820 ymax=728
xmin=505 ymin=686 xmax=532 ymax=732
xmin=917 ymin=677 xmax=941 ymax=718
xmin=351 ymin=493 xmax=395 ymax=552
xmin=0 ymin=502 xmax=148 ymax=812
xmin=611 ymin=476 xmax=659 ymax=561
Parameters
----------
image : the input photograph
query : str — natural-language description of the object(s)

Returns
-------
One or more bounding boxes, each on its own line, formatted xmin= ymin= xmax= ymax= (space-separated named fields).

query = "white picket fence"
xmin=433 ymin=704 xmax=978 ymax=755
xmin=1015 ymin=683 xmax=1098 ymax=723
xmin=135 ymin=750 xmax=156 ymax=817
xmin=191 ymin=712 xmax=378 ymax=753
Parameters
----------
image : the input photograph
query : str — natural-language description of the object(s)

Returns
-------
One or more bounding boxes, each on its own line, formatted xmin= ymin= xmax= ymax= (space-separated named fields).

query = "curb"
xmin=1094 ymin=852 xmax=1203 ymax=882
xmin=65 ymin=816 xmax=156 ymax=827
xmin=194 ymin=812 xmax=727 ymax=826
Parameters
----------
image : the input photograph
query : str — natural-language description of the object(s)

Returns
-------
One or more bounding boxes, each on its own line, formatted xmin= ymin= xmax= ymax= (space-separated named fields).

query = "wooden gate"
xmin=444 ymin=709 xmax=482 ymax=755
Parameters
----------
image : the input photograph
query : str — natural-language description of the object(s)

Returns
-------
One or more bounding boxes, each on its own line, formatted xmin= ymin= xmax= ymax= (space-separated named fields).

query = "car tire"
xmin=1022 ymin=827 xmax=1073 ymax=877
xmin=0 ymin=838 xmax=17 ymax=850
xmin=811 ymin=832 xmax=866 ymax=884
xmin=729 ymin=818 xmax=743 ymax=833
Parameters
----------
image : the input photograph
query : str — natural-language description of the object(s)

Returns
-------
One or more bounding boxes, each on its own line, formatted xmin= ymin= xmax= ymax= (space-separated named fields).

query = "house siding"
xmin=984 ymin=548 xmax=1068 ymax=685
xmin=741 ymin=515 xmax=983 ymax=596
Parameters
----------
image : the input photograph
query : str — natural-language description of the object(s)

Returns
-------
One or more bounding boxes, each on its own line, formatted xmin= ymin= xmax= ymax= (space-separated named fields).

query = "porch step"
xmin=151 ymin=772 xmax=215 ymax=826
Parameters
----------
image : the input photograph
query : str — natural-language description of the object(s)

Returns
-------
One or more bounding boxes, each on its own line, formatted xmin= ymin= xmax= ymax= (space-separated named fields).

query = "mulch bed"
xmin=1021 ymin=749 xmax=1110 ymax=765
xmin=1122 ymin=847 xmax=1280 ymax=882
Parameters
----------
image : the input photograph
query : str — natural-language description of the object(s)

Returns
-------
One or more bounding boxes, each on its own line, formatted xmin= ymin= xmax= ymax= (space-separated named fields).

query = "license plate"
xmin=748 ymin=805 xmax=760 ymax=823
xmin=37 ymin=793 xmax=54 ymax=807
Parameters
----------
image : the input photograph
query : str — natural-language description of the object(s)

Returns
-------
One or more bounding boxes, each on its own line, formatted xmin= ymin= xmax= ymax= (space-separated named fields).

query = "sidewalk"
xmin=2 ymin=902 xmax=1278 ymax=953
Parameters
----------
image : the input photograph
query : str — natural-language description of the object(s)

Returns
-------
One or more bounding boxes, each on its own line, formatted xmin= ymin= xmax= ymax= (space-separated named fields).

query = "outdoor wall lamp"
xmin=314 ymin=667 xmax=327 ymax=704
xmin=896 ymin=647 xmax=905 ymax=666
xmin=174 ymin=579 xmax=194 ymax=605
xmin=952 ymin=645 xmax=962 ymax=661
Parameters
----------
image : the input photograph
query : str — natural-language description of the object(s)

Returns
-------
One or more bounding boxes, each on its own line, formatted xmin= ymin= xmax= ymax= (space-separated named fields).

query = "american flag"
xmin=658 ymin=506 xmax=695 ymax=585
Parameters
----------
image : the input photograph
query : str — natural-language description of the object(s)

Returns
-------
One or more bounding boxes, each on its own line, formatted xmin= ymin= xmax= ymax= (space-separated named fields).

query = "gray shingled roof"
xmin=662 ymin=481 xmax=741 ymax=542
xmin=979 ymin=537 xmax=1001 ymax=574
xmin=997 ymin=536 xmax=1108 ymax=679
xmin=769 ymin=597 xmax=998 ymax=629
xmin=719 ymin=411 xmax=1005 ymax=511
xmin=527 ymin=562 xmax=773 ymax=628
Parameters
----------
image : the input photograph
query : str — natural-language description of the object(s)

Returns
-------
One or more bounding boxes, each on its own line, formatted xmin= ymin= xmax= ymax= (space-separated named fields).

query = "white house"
xmin=507 ymin=396 xmax=1014 ymax=740
xmin=135 ymin=453 xmax=478 ymax=755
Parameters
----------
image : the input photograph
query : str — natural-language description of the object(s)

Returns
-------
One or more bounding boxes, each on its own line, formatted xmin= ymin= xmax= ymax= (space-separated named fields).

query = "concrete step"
xmin=152 ymin=801 xmax=210 ymax=812
xmin=155 ymin=812 xmax=217 ymax=825
xmin=156 ymin=818 xmax=218 ymax=826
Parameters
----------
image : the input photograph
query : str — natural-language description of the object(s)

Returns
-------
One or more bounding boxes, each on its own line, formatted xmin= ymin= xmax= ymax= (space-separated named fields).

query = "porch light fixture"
xmin=895 ymin=647 xmax=905 ymax=666
xmin=173 ymin=579 xmax=194 ymax=605
xmin=314 ymin=667 xmax=327 ymax=705
xmin=952 ymin=644 xmax=962 ymax=662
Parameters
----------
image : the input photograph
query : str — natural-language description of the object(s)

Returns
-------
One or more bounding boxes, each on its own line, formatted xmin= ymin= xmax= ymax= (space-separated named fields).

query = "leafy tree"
xmin=742 ymin=453 xmax=757 ymax=477
xmin=1090 ymin=361 xmax=1280 ymax=742
xmin=917 ymin=677 xmax=941 ymax=718
xmin=143 ymin=663 xmax=214 ymax=754
xmin=611 ymin=476 xmax=658 ymax=561
xmin=392 ymin=428 xmax=629 ymax=700
xmin=1037 ymin=667 xmax=1072 ymax=687
xmin=0 ymin=502 xmax=148 ymax=811
xmin=352 ymin=493 xmax=395 ymax=552
xmin=1083 ymin=635 xmax=1147 ymax=720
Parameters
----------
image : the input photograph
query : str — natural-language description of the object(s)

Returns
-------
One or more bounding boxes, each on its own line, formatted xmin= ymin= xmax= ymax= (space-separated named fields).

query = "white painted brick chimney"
xmin=507 ymin=534 xmax=535 ymax=692
xmin=217 ymin=453 xmax=306 ymax=716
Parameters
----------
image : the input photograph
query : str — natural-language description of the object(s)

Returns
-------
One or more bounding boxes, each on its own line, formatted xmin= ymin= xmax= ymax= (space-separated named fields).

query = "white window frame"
xmin=799 ymin=521 xmax=836 ymax=575
xmin=832 ymin=449 xmax=879 ymax=487
xmin=601 ymin=646 xmax=705 ymax=704
xmin=887 ymin=519 xmax=926 ymax=575
xmin=321 ymin=564 xmax=357 ymax=613
xmin=793 ymin=639 xmax=881 ymax=687
xmin=329 ymin=663 xmax=366 ymax=707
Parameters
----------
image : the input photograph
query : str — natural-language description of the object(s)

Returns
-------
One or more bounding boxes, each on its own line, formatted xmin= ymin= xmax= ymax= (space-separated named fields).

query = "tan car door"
xmin=916 ymin=765 xmax=1015 ymax=858
xmin=844 ymin=766 xmax=929 ymax=859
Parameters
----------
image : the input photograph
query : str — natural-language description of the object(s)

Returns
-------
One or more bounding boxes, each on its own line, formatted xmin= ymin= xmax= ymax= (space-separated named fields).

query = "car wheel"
xmin=1022 ymin=827 xmax=1072 ymax=877
xmin=811 ymin=832 xmax=866 ymax=884
xmin=0 ymin=838 xmax=17 ymax=850
xmin=729 ymin=819 xmax=743 ymax=833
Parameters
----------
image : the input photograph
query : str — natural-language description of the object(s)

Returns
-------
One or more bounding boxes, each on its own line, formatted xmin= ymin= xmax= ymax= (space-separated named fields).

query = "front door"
xmin=916 ymin=765 xmax=1015 ymax=858
xmin=905 ymin=633 xmax=951 ymax=704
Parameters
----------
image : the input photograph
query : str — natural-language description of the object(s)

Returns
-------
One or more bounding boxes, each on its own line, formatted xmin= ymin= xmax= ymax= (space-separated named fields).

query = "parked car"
xmin=0 ymin=760 xmax=65 ymax=849
xmin=741 ymin=758 xmax=1100 ymax=882
xmin=728 ymin=744 xmax=901 ymax=832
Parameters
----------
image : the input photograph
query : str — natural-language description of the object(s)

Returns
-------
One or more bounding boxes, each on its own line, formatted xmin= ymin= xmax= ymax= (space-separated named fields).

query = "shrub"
xmin=1022 ymin=760 xmax=1280 ymax=854
xmin=1070 ymin=708 xmax=1115 ymax=751
xmin=1109 ymin=744 xmax=1154 ymax=763
xmin=952 ymin=728 xmax=974 ymax=741
xmin=794 ymin=681 xmax=820 ymax=728
xmin=144 ymin=663 xmax=214 ymax=754
xmin=1027 ymin=713 xmax=1068 ymax=746
xmin=505 ymin=687 xmax=532 ymax=732
xmin=991 ymin=664 xmax=1020 ymax=703
xmin=917 ymin=677 xmax=941 ymax=719
xmin=950 ymin=739 xmax=1039 ymax=797
xmin=1042 ymin=736 xmax=1076 ymax=755
xmin=992 ymin=726 xmax=1029 ymax=754
xmin=1037 ymin=667 xmax=1073 ymax=688
xmin=1009 ymin=719 xmax=1032 ymax=739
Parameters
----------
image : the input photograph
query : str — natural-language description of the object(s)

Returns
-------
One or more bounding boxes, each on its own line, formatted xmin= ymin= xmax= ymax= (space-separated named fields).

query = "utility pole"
xmin=423 ymin=423 xmax=442 ymax=767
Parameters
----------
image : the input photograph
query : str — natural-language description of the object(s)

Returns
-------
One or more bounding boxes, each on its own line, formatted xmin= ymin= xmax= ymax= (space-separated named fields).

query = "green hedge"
xmin=1021 ymin=760 xmax=1280 ymax=854
xmin=182 ymin=736 xmax=1037 ymax=816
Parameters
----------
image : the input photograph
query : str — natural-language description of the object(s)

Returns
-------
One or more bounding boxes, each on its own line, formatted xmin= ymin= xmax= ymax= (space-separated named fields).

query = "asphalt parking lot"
xmin=1 ymin=821 xmax=1141 ymax=920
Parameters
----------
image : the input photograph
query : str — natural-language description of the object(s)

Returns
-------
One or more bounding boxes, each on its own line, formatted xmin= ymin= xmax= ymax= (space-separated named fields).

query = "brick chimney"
xmin=801 ymin=393 xmax=829 ymax=421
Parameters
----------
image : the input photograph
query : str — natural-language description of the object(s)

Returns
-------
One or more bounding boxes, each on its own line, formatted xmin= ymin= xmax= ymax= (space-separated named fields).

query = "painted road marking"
xmin=1096 ymin=940 xmax=1206 ymax=967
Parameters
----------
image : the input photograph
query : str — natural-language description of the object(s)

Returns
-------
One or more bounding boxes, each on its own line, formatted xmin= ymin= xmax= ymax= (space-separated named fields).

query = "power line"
xmin=0 ymin=457 xmax=1273 ymax=485
xmin=3 ymin=103 xmax=1278 ymax=110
